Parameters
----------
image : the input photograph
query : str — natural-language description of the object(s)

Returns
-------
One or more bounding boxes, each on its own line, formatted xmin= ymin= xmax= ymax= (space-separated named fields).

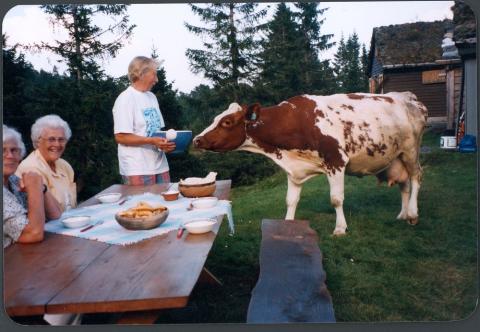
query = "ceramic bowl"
xmin=96 ymin=193 xmax=122 ymax=204
xmin=161 ymin=190 xmax=180 ymax=201
xmin=115 ymin=209 xmax=169 ymax=230
xmin=178 ymin=182 xmax=216 ymax=198
xmin=184 ymin=218 xmax=217 ymax=234
xmin=153 ymin=130 xmax=192 ymax=154
xmin=61 ymin=216 xmax=91 ymax=229
xmin=191 ymin=197 xmax=218 ymax=209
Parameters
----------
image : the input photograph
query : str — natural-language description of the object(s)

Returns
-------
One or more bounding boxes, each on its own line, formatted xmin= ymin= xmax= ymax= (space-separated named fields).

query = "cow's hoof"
xmin=407 ymin=218 xmax=419 ymax=225
xmin=396 ymin=211 xmax=408 ymax=220
xmin=332 ymin=228 xmax=347 ymax=236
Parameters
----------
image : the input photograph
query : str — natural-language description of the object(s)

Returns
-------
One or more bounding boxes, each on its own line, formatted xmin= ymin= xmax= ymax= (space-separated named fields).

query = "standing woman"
xmin=3 ymin=125 xmax=62 ymax=248
xmin=112 ymin=56 xmax=175 ymax=186
xmin=16 ymin=115 xmax=77 ymax=212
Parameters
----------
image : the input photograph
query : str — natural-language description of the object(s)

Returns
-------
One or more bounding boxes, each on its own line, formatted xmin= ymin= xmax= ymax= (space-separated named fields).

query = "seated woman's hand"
xmin=150 ymin=137 xmax=176 ymax=153
xmin=20 ymin=172 xmax=44 ymax=193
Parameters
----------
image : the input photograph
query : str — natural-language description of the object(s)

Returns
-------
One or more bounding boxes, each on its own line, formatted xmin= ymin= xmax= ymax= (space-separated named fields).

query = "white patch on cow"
xmin=279 ymin=101 xmax=295 ymax=109
xmin=196 ymin=103 xmax=242 ymax=138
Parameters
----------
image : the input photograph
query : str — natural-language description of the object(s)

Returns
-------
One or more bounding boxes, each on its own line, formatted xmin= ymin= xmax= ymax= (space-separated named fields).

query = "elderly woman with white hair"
xmin=16 ymin=114 xmax=76 ymax=212
xmin=3 ymin=125 xmax=62 ymax=248
xmin=112 ymin=55 xmax=176 ymax=186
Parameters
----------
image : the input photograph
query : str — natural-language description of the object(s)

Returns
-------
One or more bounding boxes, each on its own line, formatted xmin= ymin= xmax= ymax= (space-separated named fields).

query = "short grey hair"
xmin=3 ymin=124 xmax=26 ymax=158
xmin=31 ymin=114 xmax=72 ymax=149
xmin=127 ymin=56 xmax=161 ymax=83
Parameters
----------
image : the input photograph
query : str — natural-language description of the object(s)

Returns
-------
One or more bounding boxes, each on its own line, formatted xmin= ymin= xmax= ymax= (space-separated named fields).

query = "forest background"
xmin=3 ymin=2 xmax=399 ymax=200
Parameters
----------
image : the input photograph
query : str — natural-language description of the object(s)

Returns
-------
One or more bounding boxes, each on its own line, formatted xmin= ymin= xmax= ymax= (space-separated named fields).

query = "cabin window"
xmin=422 ymin=69 xmax=446 ymax=84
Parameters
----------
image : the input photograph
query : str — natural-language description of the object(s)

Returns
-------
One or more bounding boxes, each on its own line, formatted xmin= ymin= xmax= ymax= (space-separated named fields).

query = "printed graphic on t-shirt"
xmin=143 ymin=108 xmax=161 ymax=137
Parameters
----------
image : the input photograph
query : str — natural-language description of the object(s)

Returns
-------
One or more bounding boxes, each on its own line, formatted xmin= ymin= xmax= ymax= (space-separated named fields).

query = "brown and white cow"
xmin=193 ymin=92 xmax=427 ymax=235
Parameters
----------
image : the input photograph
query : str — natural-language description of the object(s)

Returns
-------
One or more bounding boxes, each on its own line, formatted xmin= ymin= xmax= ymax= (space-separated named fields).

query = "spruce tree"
xmin=360 ymin=44 xmax=370 ymax=92
xmin=31 ymin=4 xmax=135 ymax=81
xmin=333 ymin=32 xmax=365 ymax=93
xmin=185 ymin=2 xmax=267 ymax=101
xmin=293 ymin=2 xmax=335 ymax=94
xmin=257 ymin=3 xmax=305 ymax=103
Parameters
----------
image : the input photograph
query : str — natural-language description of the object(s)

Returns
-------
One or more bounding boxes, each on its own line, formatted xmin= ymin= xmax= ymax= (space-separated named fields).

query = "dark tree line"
xmin=3 ymin=3 xmax=370 ymax=200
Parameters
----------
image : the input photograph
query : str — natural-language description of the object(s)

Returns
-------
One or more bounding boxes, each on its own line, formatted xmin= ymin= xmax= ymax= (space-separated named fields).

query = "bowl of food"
xmin=161 ymin=190 xmax=180 ymax=201
xmin=179 ymin=182 xmax=216 ymax=198
xmin=115 ymin=201 xmax=169 ymax=230
xmin=184 ymin=218 xmax=217 ymax=234
xmin=61 ymin=216 xmax=91 ymax=229
xmin=96 ymin=193 xmax=122 ymax=204
xmin=178 ymin=172 xmax=217 ymax=198
xmin=191 ymin=197 xmax=218 ymax=209
xmin=153 ymin=130 xmax=192 ymax=154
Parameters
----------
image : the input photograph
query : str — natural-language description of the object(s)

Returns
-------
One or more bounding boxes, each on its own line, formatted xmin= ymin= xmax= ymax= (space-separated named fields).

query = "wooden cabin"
xmin=367 ymin=20 xmax=462 ymax=128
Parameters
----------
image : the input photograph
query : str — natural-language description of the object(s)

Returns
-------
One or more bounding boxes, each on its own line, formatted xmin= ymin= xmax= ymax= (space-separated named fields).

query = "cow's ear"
xmin=245 ymin=103 xmax=261 ymax=122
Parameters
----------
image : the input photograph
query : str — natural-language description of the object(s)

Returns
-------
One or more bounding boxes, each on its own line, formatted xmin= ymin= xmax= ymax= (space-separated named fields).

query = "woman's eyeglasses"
xmin=3 ymin=147 xmax=21 ymax=156
xmin=41 ymin=136 xmax=67 ymax=144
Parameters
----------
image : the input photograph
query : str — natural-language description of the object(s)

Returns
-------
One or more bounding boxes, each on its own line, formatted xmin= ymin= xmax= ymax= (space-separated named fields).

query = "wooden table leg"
xmin=198 ymin=267 xmax=223 ymax=286
xmin=115 ymin=310 xmax=162 ymax=324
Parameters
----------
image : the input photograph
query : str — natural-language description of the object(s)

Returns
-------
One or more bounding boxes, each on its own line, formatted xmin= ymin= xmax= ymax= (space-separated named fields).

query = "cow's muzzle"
xmin=193 ymin=136 xmax=209 ymax=149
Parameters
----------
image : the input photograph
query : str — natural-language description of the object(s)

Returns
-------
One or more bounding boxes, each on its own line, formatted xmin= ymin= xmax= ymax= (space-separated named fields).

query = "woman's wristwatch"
xmin=42 ymin=184 xmax=48 ymax=194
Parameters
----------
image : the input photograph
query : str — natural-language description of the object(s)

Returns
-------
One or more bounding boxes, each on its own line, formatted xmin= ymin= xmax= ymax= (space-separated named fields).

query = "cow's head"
xmin=193 ymin=102 xmax=261 ymax=152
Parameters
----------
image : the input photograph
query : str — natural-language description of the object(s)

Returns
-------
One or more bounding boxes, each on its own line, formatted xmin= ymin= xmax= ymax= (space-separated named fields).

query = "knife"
xmin=80 ymin=220 xmax=104 ymax=232
xmin=176 ymin=225 xmax=185 ymax=239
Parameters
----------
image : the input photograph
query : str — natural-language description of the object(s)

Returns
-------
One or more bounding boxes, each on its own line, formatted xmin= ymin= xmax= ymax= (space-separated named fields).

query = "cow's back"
xmin=302 ymin=92 xmax=426 ymax=175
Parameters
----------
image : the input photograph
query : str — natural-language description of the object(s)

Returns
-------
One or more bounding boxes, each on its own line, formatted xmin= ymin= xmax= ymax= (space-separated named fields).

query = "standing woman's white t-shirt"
xmin=112 ymin=86 xmax=169 ymax=176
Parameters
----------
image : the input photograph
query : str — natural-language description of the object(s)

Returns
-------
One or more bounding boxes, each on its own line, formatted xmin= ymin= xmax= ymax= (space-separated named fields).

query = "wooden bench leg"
xmin=198 ymin=267 xmax=223 ymax=286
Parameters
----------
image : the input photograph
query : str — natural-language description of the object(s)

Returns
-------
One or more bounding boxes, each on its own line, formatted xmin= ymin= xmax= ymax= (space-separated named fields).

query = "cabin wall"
xmin=382 ymin=70 xmax=447 ymax=119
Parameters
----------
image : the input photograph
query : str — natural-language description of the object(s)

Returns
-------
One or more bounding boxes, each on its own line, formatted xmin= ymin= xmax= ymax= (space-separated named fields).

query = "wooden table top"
xmin=4 ymin=180 xmax=231 ymax=316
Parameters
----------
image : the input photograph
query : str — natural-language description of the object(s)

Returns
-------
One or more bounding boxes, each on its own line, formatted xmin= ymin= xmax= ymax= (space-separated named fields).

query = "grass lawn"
xmin=156 ymin=129 xmax=477 ymax=323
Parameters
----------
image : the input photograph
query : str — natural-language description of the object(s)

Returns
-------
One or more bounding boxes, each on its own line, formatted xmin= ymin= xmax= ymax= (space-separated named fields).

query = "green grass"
xmin=157 ymin=129 xmax=478 ymax=323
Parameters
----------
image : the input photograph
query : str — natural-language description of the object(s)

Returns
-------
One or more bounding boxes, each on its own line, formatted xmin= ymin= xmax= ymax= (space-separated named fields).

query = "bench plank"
xmin=247 ymin=219 xmax=335 ymax=323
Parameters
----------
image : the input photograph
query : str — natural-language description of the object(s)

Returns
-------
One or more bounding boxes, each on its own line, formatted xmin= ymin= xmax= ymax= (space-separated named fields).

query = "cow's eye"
xmin=222 ymin=120 xmax=233 ymax=127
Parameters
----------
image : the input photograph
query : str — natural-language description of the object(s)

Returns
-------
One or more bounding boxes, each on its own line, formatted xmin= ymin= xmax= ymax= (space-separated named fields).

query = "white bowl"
xmin=184 ymin=218 xmax=217 ymax=234
xmin=61 ymin=216 xmax=91 ymax=229
xmin=191 ymin=197 xmax=218 ymax=209
xmin=96 ymin=193 xmax=122 ymax=204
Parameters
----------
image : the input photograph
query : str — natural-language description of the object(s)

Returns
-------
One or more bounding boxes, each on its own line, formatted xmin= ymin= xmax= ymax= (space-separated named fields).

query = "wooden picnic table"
xmin=4 ymin=180 xmax=231 ymax=321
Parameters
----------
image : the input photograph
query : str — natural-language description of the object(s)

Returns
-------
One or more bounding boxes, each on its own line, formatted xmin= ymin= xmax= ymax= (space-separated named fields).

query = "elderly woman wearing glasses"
xmin=16 ymin=115 xmax=77 ymax=212
xmin=3 ymin=125 xmax=62 ymax=248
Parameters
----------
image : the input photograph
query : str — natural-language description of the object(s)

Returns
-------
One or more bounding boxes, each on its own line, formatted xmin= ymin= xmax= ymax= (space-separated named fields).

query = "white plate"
xmin=96 ymin=193 xmax=122 ymax=204
xmin=191 ymin=197 xmax=218 ymax=209
xmin=61 ymin=216 xmax=91 ymax=229
xmin=184 ymin=218 xmax=217 ymax=234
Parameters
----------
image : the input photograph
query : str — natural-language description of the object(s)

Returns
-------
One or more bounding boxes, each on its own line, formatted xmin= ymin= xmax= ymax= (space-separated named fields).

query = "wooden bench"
xmin=246 ymin=219 xmax=336 ymax=323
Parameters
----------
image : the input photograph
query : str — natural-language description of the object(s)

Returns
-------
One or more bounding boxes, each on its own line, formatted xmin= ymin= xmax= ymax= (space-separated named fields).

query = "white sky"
xmin=2 ymin=1 xmax=454 ymax=93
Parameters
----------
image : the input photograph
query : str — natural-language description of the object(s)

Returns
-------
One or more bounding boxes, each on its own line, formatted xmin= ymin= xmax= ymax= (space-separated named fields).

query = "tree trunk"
xmin=72 ymin=5 xmax=83 ymax=81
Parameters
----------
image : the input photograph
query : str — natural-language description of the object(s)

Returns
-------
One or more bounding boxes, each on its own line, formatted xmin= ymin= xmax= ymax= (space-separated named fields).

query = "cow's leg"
xmin=285 ymin=176 xmax=302 ymax=220
xmin=326 ymin=170 xmax=347 ymax=235
xmin=400 ymin=153 xmax=423 ymax=225
xmin=396 ymin=180 xmax=411 ymax=220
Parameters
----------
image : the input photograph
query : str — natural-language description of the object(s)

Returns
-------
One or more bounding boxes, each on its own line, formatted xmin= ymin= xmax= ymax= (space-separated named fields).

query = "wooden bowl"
xmin=115 ymin=209 xmax=169 ymax=230
xmin=161 ymin=190 xmax=179 ymax=201
xmin=178 ymin=181 xmax=216 ymax=198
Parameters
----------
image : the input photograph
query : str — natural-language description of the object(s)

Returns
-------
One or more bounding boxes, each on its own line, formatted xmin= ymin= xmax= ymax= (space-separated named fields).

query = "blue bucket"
xmin=459 ymin=135 xmax=477 ymax=153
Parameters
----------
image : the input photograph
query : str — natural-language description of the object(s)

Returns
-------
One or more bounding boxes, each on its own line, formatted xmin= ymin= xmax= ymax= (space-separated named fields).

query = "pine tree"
xmin=293 ymin=2 xmax=335 ymax=93
xmin=360 ymin=44 xmax=369 ymax=92
xmin=257 ymin=3 xmax=305 ymax=103
xmin=31 ymin=4 xmax=135 ymax=81
xmin=333 ymin=32 xmax=365 ymax=93
xmin=185 ymin=2 xmax=267 ymax=101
